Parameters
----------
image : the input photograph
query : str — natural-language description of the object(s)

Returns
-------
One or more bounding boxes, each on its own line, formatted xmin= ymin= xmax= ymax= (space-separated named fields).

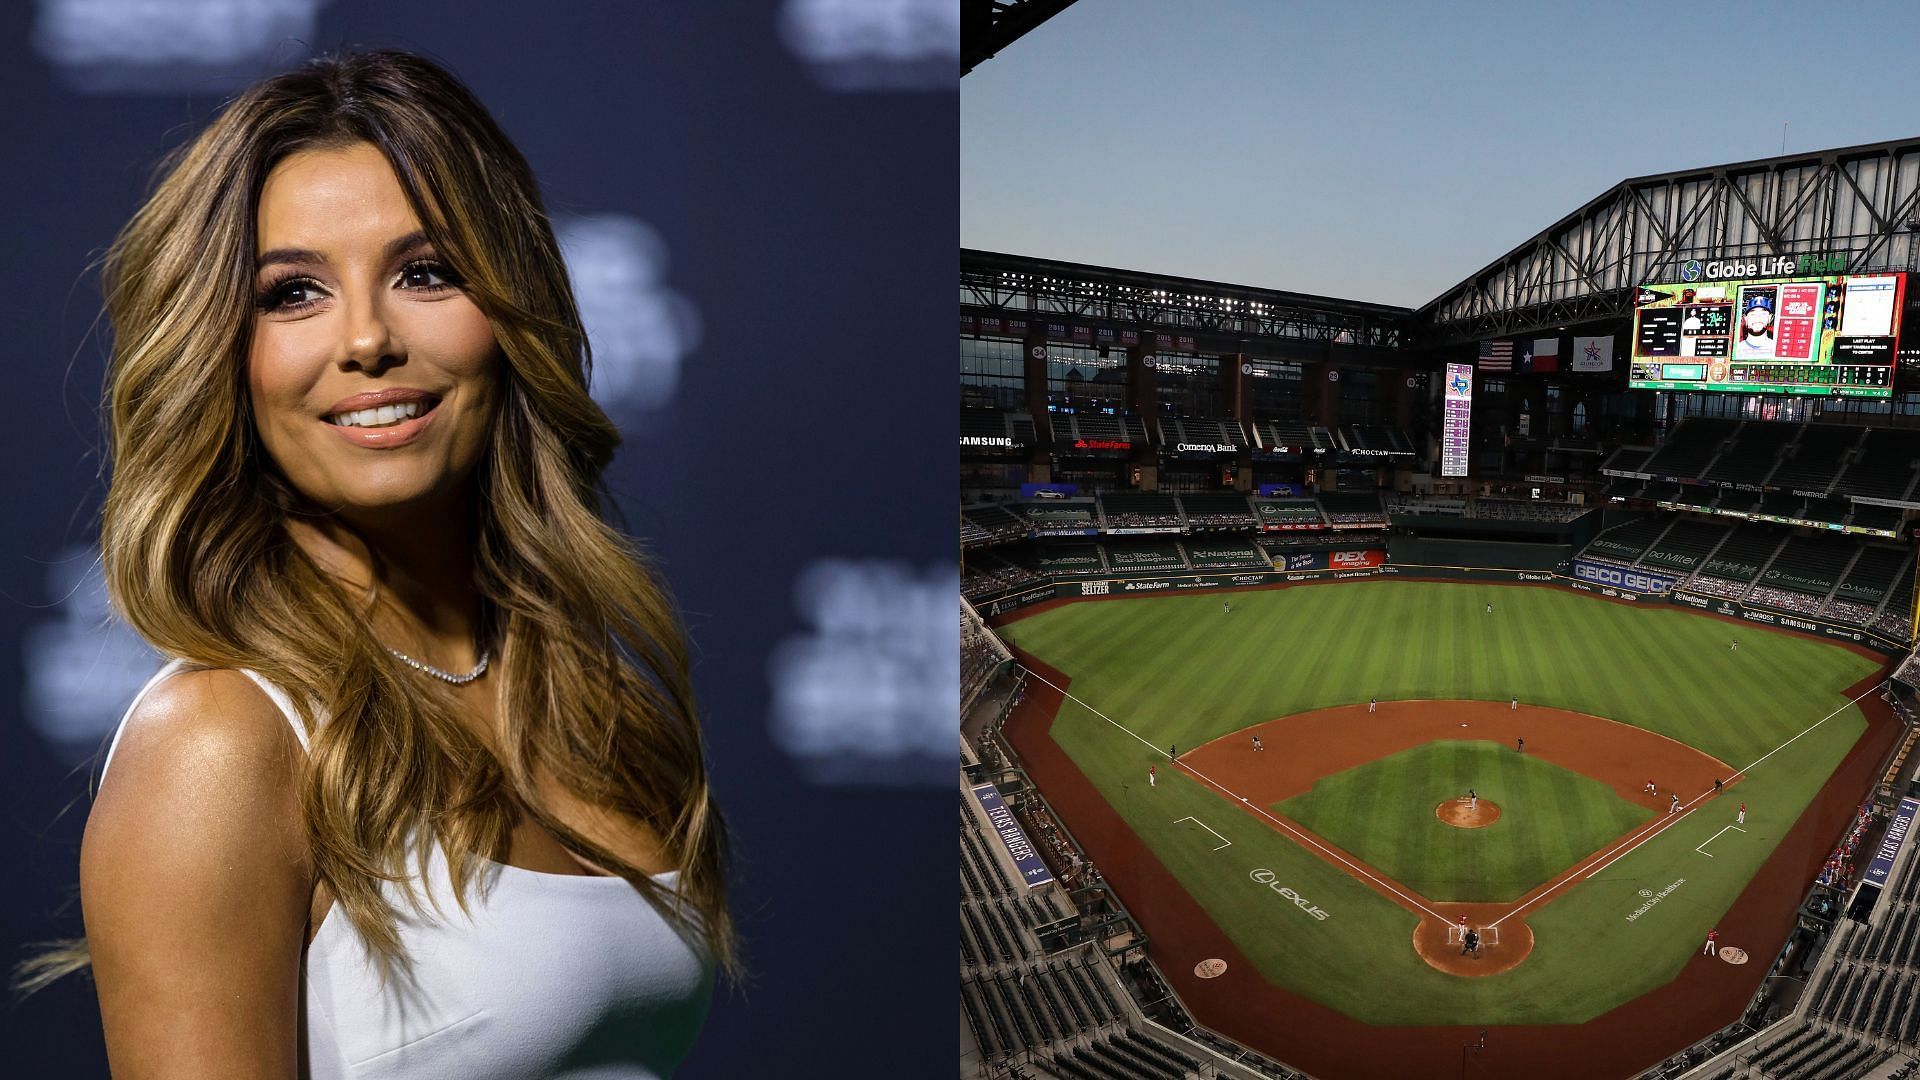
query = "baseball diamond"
xmin=993 ymin=578 xmax=1895 ymax=1074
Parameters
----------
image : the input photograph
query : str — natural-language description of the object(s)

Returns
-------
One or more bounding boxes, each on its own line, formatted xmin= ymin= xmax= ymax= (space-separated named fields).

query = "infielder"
xmin=1252 ymin=734 xmax=1264 ymax=751
xmin=1369 ymin=697 xmax=1378 ymax=714
xmin=1670 ymin=794 xmax=1680 ymax=815
xmin=1738 ymin=803 xmax=1746 ymax=825
xmin=1703 ymin=929 xmax=1718 ymax=956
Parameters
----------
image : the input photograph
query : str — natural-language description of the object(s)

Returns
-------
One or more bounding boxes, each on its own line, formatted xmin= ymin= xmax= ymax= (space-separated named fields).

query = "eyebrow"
xmin=255 ymin=230 xmax=434 ymax=272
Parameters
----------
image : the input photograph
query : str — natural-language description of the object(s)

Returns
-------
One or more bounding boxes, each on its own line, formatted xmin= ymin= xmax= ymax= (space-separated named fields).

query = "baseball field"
xmin=996 ymin=579 xmax=1890 ymax=1050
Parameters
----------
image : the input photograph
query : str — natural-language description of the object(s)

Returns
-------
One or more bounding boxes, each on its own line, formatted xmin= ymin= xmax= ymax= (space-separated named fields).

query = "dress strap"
xmin=99 ymin=660 xmax=312 ymax=781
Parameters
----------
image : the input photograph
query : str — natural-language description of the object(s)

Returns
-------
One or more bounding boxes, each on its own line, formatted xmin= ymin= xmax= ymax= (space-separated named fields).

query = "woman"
xmin=24 ymin=50 xmax=734 ymax=1078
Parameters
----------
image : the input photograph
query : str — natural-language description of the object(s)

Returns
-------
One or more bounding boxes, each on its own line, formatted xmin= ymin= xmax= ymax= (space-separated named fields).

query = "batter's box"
xmin=1445 ymin=925 xmax=1501 ymax=946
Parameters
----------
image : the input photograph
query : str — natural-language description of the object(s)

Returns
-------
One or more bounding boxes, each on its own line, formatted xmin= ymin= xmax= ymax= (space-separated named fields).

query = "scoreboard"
xmin=1628 ymin=271 xmax=1905 ymax=398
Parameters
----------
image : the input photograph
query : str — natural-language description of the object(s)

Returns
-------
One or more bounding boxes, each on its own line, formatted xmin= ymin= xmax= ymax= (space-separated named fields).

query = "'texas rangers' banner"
xmin=969 ymin=783 xmax=1055 ymax=888
xmin=1864 ymin=797 xmax=1920 ymax=890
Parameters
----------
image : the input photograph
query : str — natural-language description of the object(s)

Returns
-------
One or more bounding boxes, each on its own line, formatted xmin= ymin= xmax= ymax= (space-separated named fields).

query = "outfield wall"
xmin=980 ymin=562 xmax=1911 ymax=656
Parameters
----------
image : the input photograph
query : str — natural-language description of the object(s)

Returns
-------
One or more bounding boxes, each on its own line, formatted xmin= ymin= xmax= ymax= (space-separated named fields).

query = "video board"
xmin=1441 ymin=363 xmax=1471 ymax=478
xmin=1628 ymin=272 xmax=1906 ymax=397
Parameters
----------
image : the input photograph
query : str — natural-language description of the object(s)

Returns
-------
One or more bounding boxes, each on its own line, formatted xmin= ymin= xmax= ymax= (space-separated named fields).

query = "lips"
xmin=320 ymin=388 xmax=444 ymax=450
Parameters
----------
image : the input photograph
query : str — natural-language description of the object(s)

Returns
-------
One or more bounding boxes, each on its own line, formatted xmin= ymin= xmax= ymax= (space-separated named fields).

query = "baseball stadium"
xmin=958 ymin=81 xmax=1920 ymax=1080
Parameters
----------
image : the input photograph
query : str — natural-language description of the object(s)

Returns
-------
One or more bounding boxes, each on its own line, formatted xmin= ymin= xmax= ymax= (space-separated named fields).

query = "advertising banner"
xmin=1258 ymin=483 xmax=1305 ymax=497
xmin=1329 ymin=550 xmax=1387 ymax=570
xmin=1278 ymin=552 xmax=1326 ymax=572
xmin=1572 ymin=559 xmax=1675 ymax=595
xmin=969 ymin=783 xmax=1054 ymax=889
xmin=1864 ymin=797 xmax=1920 ymax=890
xmin=1021 ymin=482 xmax=1080 ymax=499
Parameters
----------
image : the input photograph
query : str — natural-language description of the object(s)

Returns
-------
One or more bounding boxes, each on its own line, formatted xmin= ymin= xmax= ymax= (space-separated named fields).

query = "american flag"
xmin=1477 ymin=339 xmax=1513 ymax=372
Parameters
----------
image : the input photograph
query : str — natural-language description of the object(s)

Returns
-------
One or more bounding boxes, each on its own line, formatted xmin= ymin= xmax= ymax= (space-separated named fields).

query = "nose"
xmin=339 ymin=290 xmax=401 ymax=373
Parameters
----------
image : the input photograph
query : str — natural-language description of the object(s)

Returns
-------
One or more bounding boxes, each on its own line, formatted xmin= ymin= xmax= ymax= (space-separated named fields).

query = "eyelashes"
xmin=253 ymin=259 xmax=465 ymax=314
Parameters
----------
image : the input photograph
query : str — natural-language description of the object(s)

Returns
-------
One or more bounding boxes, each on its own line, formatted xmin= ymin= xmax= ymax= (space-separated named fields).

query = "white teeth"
xmin=331 ymin=400 xmax=427 ymax=428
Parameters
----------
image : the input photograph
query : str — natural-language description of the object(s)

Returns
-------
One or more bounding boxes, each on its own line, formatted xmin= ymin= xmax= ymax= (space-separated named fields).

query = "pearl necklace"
xmin=384 ymin=644 xmax=490 ymax=685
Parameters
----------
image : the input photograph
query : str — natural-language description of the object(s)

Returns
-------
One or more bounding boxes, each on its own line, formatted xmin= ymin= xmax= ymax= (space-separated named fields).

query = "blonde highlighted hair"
xmin=19 ymin=49 xmax=734 ymax=991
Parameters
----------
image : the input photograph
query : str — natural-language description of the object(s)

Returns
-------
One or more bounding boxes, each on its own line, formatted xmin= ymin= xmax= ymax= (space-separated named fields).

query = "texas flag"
xmin=1520 ymin=337 xmax=1560 ymax=373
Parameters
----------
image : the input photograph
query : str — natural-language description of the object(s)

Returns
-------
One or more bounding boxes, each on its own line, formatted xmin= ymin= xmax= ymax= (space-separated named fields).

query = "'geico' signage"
xmin=1573 ymin=560 xmax=1673 ymax=595
xmin=1249 ymin=869 xmax=1329 ymax=920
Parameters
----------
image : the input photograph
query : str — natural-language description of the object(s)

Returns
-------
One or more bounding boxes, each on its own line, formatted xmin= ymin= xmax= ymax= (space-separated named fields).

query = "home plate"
xmin=1719 ymin=948 xmax=1749 ymax=965
xmin=1194 ymin=958 xmax=1228 ymax=979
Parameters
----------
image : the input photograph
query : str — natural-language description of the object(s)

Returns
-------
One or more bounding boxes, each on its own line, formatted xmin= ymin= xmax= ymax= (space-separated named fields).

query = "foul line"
xmin=1019 ymin=665 xmax=1450 ymax=923
xmin=1695 ymin=825 xmax=1748 ymax=858
xmin=1491 ymin=677 xmax=1887 ymax=929
xmin=1175 ymin=816 xmax=1233 ymax=851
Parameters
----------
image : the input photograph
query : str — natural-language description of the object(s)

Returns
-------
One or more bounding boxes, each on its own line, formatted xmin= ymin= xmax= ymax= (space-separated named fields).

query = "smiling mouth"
xmin=325 ymin=396 xmax=442 ymax=428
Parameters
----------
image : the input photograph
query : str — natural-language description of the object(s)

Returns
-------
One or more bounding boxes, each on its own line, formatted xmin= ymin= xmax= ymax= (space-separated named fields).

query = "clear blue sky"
xmin=962 ymin=0 xmax=1920 ymax=308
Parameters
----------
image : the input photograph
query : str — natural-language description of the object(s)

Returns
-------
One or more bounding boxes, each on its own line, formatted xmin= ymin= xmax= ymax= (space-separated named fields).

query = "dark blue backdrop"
xmin=0 ymin=2 xmax=954 ymax=1075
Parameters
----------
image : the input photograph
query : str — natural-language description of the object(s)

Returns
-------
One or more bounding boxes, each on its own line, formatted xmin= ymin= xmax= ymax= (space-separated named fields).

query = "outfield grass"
xmin=1276 ymin=740 xmax=1654 ymax=903
xmin=1002 ymin=580 xmax=1883 ymax=1024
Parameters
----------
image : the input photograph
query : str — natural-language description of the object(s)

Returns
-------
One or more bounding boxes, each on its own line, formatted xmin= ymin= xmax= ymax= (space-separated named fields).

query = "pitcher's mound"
xmin=1436 ymin=798 xmax=1501 ymax=828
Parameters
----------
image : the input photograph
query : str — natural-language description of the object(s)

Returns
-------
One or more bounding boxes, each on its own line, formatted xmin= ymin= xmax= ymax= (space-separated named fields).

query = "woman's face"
xmin=247 ymin=141 xmax=500 ymax=520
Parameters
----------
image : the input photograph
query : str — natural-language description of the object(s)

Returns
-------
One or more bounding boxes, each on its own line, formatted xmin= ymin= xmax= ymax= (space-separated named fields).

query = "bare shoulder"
xmin=83 ymin=666 xmax=310 ymax=1078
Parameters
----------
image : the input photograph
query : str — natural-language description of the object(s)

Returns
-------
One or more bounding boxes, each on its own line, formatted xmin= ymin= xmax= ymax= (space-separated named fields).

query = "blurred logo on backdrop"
xmin=33 ymin=0 xmax=326 ymax=93
xmin=22 ymin=547 xmax=162 ymax=765
xmin=556 ymin=214 xmax=701 ymax=419
xmin=778 ymin=0 xmax=957 ymax=91
xmin=770 ymin=559 xmax=958 ymax=784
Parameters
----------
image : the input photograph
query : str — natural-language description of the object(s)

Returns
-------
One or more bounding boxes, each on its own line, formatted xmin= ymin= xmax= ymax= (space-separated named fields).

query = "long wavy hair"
xmin=20 ymin=49 xmax=734 ymax=989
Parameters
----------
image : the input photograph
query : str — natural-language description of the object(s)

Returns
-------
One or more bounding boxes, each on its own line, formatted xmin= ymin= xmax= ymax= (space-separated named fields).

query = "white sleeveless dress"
xmin=100 ymin=659 xmax=715 ymax=1080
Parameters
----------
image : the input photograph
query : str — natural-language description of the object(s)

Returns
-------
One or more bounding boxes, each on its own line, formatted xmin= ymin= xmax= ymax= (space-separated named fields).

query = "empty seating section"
xmin=1759 ymin=491 xmax=1804 ymax=520
xmin=1838 ymin=427 xmax=1920 ymax=501
xmin=1178 ymin=493 xmax=1256 ymax=529
xmin=1601 ymin=477 xmax=1645 ymax=501
xmin=1702 ymin=422 xmax=1794 ymax=486
xmin=1064 ymin=413 xmax=1145 ymax=446
xmin=1716 ymin=488 xmax=1761 ymax=513
xmin=1254 ymin=499 xmax=1324 ymax=529
xmin=1163 ymin=416 xmax=1247 ymax=447
xmin=1835 ymin=546 xmax=1907 ymax=604
xmin=962 ymin=554 xmax=1043 ymax=601
xmin=1850 ymin=503 xmax=1904 ymax=533
xmin=1340 ymin=424 xmax=1414 ymax=454
xmin=1771 ymin=423 xmax=1859 ymax=493
xmin=1638 ymin=519 xmax=1728 ymax=572
xmin=1603 ymin=446 xmax=1654 ymax=474
xmin=1878 ymin=571 xmax=1914 ymax=641
xmin=1024 ymin=500 xmax=1097 ymax=530
xmin=1802 ymin=497 xmax=1849 ymax=527
xmin=1759 ymin=535 xmax=1854 ymax=595
xmin=1583 ymin=517 xmax=1669 ymax=563
xmin=961 ymin=798 xmax=1229 ymax=1077
xmin=1698 ymin=526 xmax=1779 ymax=585
xmin=1641 ymin=418 xmax=1736 ymax=478
xmin=1317 ymin=491 xmax=1386 ymax=526
xmin=1668 ymin=486 xmax=1714 ymax=510
xmin=1102 ymin=540 xmax=1186 ymax=572
xmin=1099 ymin=493 xmax=1182 ymax=530
xmin=962 ymin=504 xmax=1029 ymax=547
xmin=1464 ymin=499 xmax=1590 ymax=523
xmin=1034 ymin=544 xmax=1102 ymax=574
xmin=962 ymin=611 xmax=1011 ymax=712
xmin=962 ymin=407 xmax=1019 ymax=444
xmin=1183 ymin=540 xmax=1264 ymax=568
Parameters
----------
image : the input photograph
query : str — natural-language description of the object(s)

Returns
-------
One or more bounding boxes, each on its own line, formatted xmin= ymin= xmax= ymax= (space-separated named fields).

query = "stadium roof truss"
xmin=961 ymin=248 xmax=1413 ymax=356
xmin=1419 ymin=138 xmax=1920 ymax=345
xmin=961 ymin=0 xmax=1081 ymax=77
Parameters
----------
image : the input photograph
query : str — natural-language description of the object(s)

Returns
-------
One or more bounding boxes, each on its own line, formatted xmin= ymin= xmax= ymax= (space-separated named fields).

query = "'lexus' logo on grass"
xmin=1249 ymin=868 xmax=1331 ymax=921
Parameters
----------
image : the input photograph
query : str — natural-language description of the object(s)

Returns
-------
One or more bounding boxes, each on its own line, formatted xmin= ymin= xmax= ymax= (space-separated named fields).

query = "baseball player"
xmin=1516 ymin=737 xmax=1524 ymax=753
xmin=1486 ymin=602 xmax=1493 ymax=615
xmin=1714 ymin=778 xmax=1723 ymax=795
xmin=1510 ymin=696 xmax=1518 ymax=711
xmin=1224 ymin=600 xmax=1231 ymax=615
xmin=1644 ymin=779 xmax=1657 ymax=795
xmin=1703 ymin=929 xmax=1718 ymax=956
xmin=1169 ymin=743 xmax=1177 ymax=762
xmin=1462 ymin=928 xmax=1480 ymax=956
xmin=1252 ymin=734 xmax=1264 ymax=751
xmin=1730 ymin=639 xmax=1739 ymax=652
xmin=1468 ymin=788 xmax=1477 ymax=812
xmin=1738 ymin=803 xmax=1746 ymax=825
xmin=1670 ymin=794 xmax=1680 ymax=815
xmin=1149 ymin=764 xmax=1157 ymax=788
xmin=1369 ymin=697 xmax=1378 ymax=714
